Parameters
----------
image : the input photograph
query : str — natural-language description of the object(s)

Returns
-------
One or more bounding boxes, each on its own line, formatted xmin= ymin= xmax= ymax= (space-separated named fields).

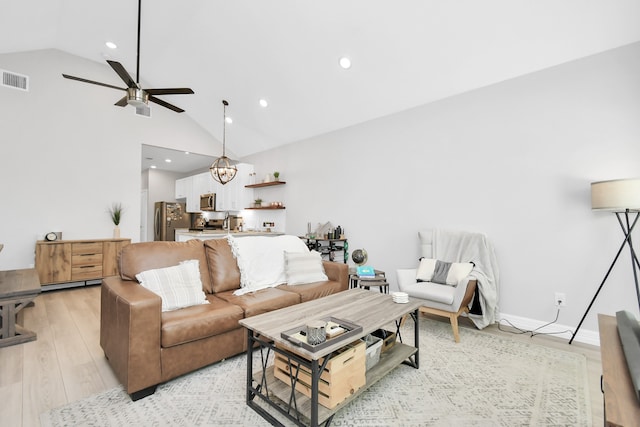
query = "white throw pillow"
xmin=285 ymin=250 xmax=328 ymax=285
xmin=416 ymin=258 xmax=437 ymax=282
xmin=136 ymin=259 xmax=208 ymax=312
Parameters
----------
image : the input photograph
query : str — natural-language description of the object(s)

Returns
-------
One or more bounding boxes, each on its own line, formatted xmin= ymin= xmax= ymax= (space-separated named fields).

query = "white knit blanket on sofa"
xmin=227 ymin=235 xmax=309 ymax=295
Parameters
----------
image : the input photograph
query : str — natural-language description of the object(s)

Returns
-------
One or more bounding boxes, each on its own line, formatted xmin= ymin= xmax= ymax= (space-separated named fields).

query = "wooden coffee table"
xmin=0 ymin=268 xmax=41 ymax=348
xmin=239 ymin=288 xmax=423 ymax=427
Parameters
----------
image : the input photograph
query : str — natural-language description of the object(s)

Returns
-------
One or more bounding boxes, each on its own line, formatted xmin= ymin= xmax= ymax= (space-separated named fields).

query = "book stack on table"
xmin=356 ymin=266 xmax=375 ymax=278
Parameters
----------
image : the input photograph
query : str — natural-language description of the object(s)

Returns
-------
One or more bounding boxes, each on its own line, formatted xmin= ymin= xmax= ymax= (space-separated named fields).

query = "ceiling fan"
xmin=62 ymin=0 xmax=194 ymax=113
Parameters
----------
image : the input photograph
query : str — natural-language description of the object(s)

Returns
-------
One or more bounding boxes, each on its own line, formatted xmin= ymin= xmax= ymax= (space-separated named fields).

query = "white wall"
xmin=0 ymin=49 xmax=221 ymax=269
xmin=243 ymin=42 xmax=640 ymax=340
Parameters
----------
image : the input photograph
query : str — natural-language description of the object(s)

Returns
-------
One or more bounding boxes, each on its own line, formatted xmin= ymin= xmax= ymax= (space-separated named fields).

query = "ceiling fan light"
xmin=126 ymin=87 xmax=148 ymax=107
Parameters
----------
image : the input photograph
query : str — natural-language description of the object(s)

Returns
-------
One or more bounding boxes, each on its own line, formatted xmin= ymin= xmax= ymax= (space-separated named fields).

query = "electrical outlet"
xmin=554 ymin=292 xmax=566 ymax=307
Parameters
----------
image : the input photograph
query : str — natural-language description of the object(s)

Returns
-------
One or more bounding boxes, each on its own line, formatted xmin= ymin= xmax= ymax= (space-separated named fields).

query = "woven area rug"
xmin=40 ymin=318 xmax=591 ymax=426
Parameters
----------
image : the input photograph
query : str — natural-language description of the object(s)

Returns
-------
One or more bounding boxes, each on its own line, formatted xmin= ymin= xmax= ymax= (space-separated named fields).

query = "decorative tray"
xmin=281 ymin=317 xmax=363 ymax=352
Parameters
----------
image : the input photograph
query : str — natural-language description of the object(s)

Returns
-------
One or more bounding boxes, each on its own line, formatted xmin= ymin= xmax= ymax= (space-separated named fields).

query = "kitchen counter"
xmin=175 ymin=230 xmax=284 ymax=242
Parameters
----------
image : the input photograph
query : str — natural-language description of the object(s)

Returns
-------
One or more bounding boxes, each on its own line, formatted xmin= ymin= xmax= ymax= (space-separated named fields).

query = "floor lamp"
xmin=569 ymin=178 xmax=640 ymax=344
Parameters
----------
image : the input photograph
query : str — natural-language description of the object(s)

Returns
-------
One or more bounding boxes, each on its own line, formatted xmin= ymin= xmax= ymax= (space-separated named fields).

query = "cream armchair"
xmin=397 ymin=269 xmax=476 ymax=343
xmin=397 ymin=229 xmax=487 ymax=343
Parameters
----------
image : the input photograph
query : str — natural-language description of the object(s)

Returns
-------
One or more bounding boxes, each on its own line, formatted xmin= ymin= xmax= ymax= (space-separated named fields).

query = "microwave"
xmin=200 ymin=193 xmax=216 ymax=211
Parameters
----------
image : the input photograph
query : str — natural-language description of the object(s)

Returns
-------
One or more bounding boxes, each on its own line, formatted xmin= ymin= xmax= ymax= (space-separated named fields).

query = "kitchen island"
xmin=175 ymin=230 xmax=284 ymax=242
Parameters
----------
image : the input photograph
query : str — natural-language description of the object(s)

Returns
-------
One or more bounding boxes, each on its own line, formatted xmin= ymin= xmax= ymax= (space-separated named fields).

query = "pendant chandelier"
xmin=210 ymin=99 xmax=237 ymax=185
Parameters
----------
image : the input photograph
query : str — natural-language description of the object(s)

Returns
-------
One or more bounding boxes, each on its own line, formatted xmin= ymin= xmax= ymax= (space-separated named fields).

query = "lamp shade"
xmin=591 ymin=178 xmax=640 ymax=211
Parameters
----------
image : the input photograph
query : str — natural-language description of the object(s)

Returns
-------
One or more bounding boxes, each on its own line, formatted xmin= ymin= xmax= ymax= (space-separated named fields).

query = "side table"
xmin=0 ymin=268 xmax=42 ymax=348
xmin=349 ymin=268 xmax=389 ymax=294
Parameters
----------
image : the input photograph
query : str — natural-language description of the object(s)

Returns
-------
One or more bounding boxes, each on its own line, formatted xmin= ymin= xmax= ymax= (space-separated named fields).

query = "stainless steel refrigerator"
xmin=154 ymin=202 xmax=191 ymax=241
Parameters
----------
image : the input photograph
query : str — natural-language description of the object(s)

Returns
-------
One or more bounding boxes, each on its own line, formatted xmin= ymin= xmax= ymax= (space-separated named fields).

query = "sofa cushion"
xmin=215 ymin=287 xmax=301 ymax=318
xmin=136 ymin=260 xmax=208 ymax=312
xmin=284 ymin=250 xmax=328 ymax=285
xmin=160 ymin=294 xmax=244 ymax=348
xmin=120 ymin=240 xmax=214 ymax=293
xmin=204 ymin=239 xmax=241 ymax=293
xmin=278 ymin=281 xmax=344 ymax=303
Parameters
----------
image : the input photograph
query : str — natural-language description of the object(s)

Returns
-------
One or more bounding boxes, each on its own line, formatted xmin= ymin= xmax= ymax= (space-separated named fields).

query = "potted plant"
xmin=254 ymin=198 xmax=263 ymax=208
xmin=273 ymin=171 xmax=280 ymax=181
xmin=108 ymin=203 xmax=123 ymax=238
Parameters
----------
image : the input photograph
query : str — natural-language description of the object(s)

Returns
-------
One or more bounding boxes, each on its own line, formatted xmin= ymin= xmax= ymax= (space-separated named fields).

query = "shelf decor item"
xmin=254 ymin=198 xmax=262 ymax=208
xmin=210 ymin=100 xmax=237 ymax=185
xmin=108 ymin=203 xmax=123 ymax=238
xmin=273 ymin=171 xmax=280 ymax=181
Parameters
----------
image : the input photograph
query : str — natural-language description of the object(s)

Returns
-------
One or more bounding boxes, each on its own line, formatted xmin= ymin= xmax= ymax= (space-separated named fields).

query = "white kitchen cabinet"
xmin=184 ymin=173 xmax=214 ymax=213
xmin=175 ymin=176 xmax=190 ymax=199
xmin=192 ymin=173 xmax=211 ymax=197
xmin=185 ymin=175 xmax=201 ymax=213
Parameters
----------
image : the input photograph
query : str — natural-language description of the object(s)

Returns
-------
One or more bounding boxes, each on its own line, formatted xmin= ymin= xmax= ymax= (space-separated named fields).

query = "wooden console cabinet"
xmin=35 ymin=238 xmax=130 ymax=289
xmin=598 ymin=314 xmax=640 ymax=426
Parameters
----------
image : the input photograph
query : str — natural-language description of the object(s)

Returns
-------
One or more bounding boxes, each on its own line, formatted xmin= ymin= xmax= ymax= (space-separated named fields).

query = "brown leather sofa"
xmin=100 ymin=238 xmax=349 ymax=400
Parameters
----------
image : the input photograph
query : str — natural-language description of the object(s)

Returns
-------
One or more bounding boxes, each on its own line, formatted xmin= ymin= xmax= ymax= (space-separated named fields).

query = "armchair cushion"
xmin=136 ymin=260 xmax=208 ymax=312
xmin=399 ymin=268 xmax=468 ymax=308
xmin=416 ymin=258 xmax=474 ymax=286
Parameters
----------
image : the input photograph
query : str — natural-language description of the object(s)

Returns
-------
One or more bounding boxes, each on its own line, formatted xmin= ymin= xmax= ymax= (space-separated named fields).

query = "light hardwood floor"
xmin=0 ymin=286 xmax=604 ymax=426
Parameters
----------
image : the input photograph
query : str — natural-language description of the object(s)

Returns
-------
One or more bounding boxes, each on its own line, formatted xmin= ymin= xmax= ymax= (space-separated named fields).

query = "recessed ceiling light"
xmin=150 ymin=165 xmax=157 ymax=169
xmin=105 ymin=41 xmax=117 ymax=49
xmin=184 ymin=151 xmax=190 ymax=155
xmin=225 ymin=117 xmax=233 ymax=124
xmin=339 ymin=57 xmax=351 ymax=69
xmin=259 ymin=99 xmax=268 ymax=108
xmin=165 ymin=158 xmax=172 ymax=163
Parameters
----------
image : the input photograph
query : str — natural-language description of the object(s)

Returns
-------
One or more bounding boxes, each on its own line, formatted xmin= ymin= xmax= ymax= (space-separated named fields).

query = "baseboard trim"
xmin=497 ymin=312 xmax=600 ymax=347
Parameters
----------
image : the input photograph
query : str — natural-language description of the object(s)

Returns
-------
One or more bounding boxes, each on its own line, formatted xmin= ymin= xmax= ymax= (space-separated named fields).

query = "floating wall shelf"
xmin=245 ymin=181 xmax=286 ymax=188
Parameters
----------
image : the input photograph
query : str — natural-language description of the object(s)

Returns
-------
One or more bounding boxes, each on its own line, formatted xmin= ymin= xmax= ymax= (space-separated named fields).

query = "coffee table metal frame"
xmin=240 ymin=289 xmax=422 ymax=427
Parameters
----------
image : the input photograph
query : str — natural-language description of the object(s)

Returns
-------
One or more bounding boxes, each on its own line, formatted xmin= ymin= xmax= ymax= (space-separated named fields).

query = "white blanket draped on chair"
xmin=432 ymin=229 xmax=500 ymax=329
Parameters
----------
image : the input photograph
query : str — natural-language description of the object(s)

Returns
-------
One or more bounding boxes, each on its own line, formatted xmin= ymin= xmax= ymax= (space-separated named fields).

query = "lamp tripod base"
xmin=569 ymin=209 xmax=640 ymax=344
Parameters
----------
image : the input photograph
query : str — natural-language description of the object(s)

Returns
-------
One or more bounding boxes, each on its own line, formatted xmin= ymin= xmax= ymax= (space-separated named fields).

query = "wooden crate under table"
xmin=274 ymin=339 xmax=366 ymax=409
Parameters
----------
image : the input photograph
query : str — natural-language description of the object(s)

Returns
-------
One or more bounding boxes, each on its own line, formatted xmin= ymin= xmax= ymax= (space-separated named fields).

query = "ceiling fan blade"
xmin=62 ymin=74 xmax=125 ymax=91
xmin=107 ymin=60 xmax=137 ymax=89
xmin=145 ymin=88 xmax=194 ymax=95
xmin=148 ymin=95 xmax=185 ymax=113
xmin=114 ymin=96 xmax=128 ymax=107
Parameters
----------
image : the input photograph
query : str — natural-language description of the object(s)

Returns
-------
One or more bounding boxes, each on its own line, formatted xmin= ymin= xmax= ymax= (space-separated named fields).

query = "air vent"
xmin=1 ymin=69 xmax=29 ymax=91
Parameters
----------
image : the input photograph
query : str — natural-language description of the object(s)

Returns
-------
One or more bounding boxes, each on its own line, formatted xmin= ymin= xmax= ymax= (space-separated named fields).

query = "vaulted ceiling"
xmin=2 ymin=1 xmax=639 ymax=158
